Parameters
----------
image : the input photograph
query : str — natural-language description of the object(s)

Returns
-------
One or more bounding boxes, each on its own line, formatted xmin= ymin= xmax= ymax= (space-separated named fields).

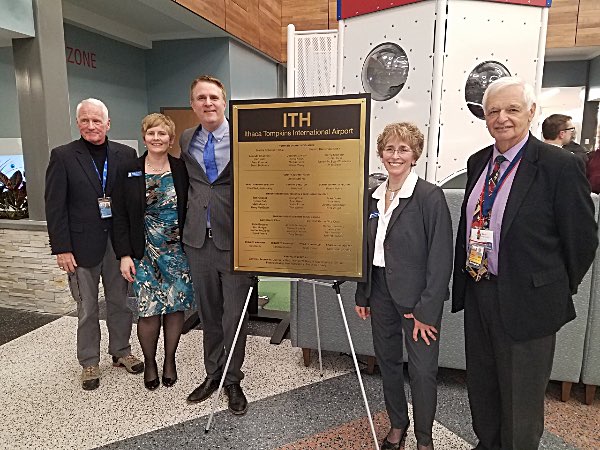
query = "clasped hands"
xmin=354 ymin=306 xmax=438 ymax=345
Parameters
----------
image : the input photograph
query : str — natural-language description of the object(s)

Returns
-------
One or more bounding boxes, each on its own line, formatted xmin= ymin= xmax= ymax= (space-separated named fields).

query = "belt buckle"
xmin=207 ymin=228 xmax=213 ymax=239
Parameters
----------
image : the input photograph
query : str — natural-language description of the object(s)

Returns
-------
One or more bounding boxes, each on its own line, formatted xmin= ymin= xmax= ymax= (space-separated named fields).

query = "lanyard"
xmin=481 ymin=145 xmax=525 ymax=218
xmin=91 ymin=149 xmax=108 ymax=195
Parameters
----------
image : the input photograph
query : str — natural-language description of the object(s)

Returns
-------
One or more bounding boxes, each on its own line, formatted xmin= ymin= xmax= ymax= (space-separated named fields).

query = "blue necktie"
xmin=204 ymin=132 xmax=218 ymax=183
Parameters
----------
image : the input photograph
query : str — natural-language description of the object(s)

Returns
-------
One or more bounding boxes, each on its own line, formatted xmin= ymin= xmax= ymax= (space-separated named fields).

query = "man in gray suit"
xmin=180 ymin=75 xmax=253 ymax=415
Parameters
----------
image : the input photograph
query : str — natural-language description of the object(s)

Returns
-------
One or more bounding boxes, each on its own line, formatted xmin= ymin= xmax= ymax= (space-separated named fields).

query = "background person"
xmin=452 ymin=77 xmax=598 ymax=450
xmin=113 ymin=113 xmax=193 ymax=390
xmin=45 ymin=98 xmax=143 ymax=391
xmin=180 ymin=75 xmax=253 ymax=415
xmin=355 ymin=122 xmax=453 ymax=450
xmin=542 ymin=113 xmax=588 ymax=163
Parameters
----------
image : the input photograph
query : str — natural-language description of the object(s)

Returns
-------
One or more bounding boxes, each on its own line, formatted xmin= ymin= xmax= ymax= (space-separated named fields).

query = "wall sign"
xmin=66 ymin=46 xmax=97 ymax=69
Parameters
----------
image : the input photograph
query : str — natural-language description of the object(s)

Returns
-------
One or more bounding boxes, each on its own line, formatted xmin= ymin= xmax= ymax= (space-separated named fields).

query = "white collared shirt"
xmin=372 ymin=171 xmax=418 ymax=267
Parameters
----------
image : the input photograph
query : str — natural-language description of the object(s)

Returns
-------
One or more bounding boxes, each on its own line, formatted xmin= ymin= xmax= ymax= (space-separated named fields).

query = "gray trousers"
xmin=465 ymin=277 xmax=555 ymax=450
xmin=370 ymin=268 xmax=440 ymax=446
xmin=68 ymin=238 xmax=132 ymax=367
xmin=185 ymin=239 xmax=253 ymax=385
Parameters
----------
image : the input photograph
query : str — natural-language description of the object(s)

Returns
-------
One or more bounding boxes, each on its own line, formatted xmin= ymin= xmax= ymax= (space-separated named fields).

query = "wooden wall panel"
xmin=328 ymin=0 xmax=338 ymax=30
xmin=576 ymin=0 xmax=600 ymax=46
xmin=175 ymin=0 xmax=226 ymax=29
xmin=282 ymin=0 xmax=329 ymax=31
xmin=226 ymin=0 xmax=260 ymax=49
xmin=546 ymin=0 xmax=579 ymax=48
xmin=280 ymin=0 xmax=329 ymax=62
xmin=259 ymin=0 xmax=282 ymax=60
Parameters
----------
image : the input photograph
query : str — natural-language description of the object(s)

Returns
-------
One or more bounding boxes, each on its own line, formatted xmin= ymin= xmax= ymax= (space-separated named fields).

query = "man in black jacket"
xmin=45 ymin=98 xmax=143 ymax=390
xmin=453 ymin=78 xmax=597 ymax=450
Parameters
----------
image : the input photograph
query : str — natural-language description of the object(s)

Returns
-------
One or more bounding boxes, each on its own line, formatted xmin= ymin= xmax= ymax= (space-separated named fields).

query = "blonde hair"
xmin=141 ymin=113 xmax=176 ymax=140
xmin=376 ymin=122 xmax=424 ymax=161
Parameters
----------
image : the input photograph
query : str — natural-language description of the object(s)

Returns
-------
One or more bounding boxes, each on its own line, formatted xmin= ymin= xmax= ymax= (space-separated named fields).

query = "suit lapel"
xmin=105 ymin=141 xmax=120 ymax=196
xmin=74 ymin=142 xmax=103 ymax=196
xmin=466 ymin=147 xmax=492 ymax=198
xmin=501 ymin=137 xmax=538 ymax=241
xmin=386 ymin=196 xmax=410 ymax=238
xmin=182 ymin=126 xmax=210 ymax=183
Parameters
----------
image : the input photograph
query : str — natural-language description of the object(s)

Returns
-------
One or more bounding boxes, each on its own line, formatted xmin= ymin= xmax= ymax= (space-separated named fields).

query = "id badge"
xmin=98 ymin=197 xmax=112 ymax=219
xmin=467 ymin=243 xmax=485 ymax=269
xmin=469 ymin=228 xmax=494 ymax=251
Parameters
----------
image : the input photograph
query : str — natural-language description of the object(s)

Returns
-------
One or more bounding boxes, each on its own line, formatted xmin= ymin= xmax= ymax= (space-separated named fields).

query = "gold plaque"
xmin=231 ymin=95 xmax=370 ymax=281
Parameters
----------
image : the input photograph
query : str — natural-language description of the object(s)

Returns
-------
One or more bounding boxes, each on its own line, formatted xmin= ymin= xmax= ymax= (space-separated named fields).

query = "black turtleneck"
xmin=82 ymin=137 xmax=108 ymax=174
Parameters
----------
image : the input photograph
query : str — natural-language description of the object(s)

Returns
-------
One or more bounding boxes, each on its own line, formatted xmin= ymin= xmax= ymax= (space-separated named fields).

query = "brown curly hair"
xmin=376 ymin=122 xmax=424 ymax=161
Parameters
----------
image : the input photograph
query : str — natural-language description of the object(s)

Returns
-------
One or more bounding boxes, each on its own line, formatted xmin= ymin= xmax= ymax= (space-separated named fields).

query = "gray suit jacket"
xmin=356 ymin=178 xmax=454 ymax=326
xmin=180 ymin=125 xmax=233 ymax=251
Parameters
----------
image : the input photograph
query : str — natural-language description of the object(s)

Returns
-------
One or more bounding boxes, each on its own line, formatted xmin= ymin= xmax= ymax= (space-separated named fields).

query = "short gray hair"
xmin=76 ymin=98 xmax=109 ymax=122
xmin=482 ymin=77 xmax=536 ymax=111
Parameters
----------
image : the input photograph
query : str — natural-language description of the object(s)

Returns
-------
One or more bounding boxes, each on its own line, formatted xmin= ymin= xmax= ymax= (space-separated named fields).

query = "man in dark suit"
xmin=452 ymin=78 xmax=598 ymax=450
xmin=180 ymin=75 xmax=252 ymax=415
xmin=45 ymin=98 xmax=143 ymax=390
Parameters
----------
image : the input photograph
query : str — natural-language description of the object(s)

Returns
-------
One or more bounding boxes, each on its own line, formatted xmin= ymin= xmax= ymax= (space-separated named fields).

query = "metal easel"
xmin=204 ymin=277 xmax=379 ymax=450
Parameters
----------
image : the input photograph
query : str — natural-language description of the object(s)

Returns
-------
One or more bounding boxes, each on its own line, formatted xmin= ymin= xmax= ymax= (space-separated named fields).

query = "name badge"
xmin=98 ymin=197 xmax=112 ymax=219
xmin=467 ymin=243 xmax=485 ymax=269
xmin=128 ymin=171 xmax=143 ymax=177
xmin=469 ymin=228 xmax=494 ymax=251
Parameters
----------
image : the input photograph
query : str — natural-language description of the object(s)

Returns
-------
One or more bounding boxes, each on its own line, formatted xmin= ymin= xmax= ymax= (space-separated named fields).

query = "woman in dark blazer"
xmin=113 ymin=113 xmax=193 ymax=390
xmin=355 ymin=122 xmax=453 ymax=450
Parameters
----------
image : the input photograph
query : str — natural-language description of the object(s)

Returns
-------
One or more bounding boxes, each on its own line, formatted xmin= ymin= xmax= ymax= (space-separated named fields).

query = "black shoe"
xmin=224 ymin=384 xmax=248 ymax=415
xmin=145 ymin=378 xmax=160 ymax=391
xmin=381 ymin=421 xmax=409 ymax=450
xmin=187 ymin=377 xmax=219 ymax=403
xmin=162 ymin=375 xmax=178 ymax=388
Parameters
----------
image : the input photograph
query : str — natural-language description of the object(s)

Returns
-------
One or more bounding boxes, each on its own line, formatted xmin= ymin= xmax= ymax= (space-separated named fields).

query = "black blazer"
xmin=45 ymin=138 xmax=137 ymax=268
xmin=112 ymin=153 xmax=189 ymax=260
xmin=452 ymin=134 xmax=598 ymax=341
xmin=355 ymin=177 xmax=454 ymax=326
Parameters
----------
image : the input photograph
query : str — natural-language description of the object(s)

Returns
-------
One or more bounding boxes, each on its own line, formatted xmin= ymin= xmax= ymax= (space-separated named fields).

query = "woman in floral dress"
xmin=113 ymin=113 xmax=193 ymax=390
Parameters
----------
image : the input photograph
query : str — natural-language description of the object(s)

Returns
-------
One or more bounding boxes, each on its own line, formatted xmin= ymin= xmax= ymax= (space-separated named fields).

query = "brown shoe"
xmin=81 ymin=365 xmax=100 ymax=390
xmin=112 ymin=354 xmax=144 ymax=374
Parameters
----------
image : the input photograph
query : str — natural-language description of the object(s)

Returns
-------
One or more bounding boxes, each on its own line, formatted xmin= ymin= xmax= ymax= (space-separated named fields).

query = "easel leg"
xmin=332 ymin=282 xmax=379 ymax=450
xmin=312 ymin=282 xmax=323 ymax=376
xmin=205 ymin=283 xmax=254 ymax=433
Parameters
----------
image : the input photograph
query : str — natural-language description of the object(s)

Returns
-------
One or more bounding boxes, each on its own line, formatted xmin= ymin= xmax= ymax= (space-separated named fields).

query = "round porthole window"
xmin=361 ymin=43 xmax=409 ymax=102
xmin=465 ymin=61 xmax=511 ymax=119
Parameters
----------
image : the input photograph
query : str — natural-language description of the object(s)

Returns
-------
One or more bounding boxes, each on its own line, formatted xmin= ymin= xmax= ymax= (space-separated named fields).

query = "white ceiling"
xmin=545 ymin=46 xmax=600 ymax=62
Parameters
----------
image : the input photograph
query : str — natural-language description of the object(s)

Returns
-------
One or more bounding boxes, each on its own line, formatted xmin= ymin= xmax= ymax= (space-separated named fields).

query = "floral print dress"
xmin=133 ymin=172 xmax=194 ymax=317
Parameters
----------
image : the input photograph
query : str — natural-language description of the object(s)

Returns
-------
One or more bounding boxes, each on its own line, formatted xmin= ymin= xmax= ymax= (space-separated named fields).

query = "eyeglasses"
xmin=562 ymin=127 xmax=576 ymax=132
xmin=383 ymin=148 xmax=413 ymax=156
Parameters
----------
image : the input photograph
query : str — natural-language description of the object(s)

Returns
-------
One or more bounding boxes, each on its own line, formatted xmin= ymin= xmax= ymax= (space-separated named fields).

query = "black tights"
xmin=137 ymin=311 xmax=184 ymax=382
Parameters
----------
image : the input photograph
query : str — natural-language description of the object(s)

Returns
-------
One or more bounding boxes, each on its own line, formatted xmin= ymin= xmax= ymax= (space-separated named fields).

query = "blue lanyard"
xmin=91 ymin=149 xmax=108 ymax=195
xmin=481 ymin=145 xmax=525 ymax=218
